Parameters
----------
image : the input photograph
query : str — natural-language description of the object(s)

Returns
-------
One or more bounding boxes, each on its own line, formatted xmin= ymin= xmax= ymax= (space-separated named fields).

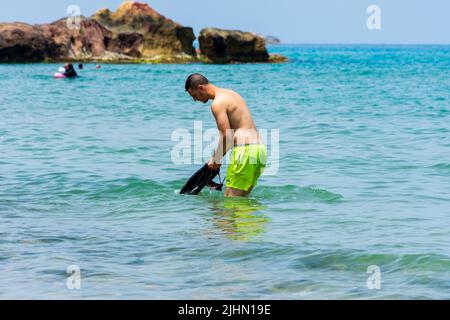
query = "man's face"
xmin=188 ymin=86 xmax=209 ymax=104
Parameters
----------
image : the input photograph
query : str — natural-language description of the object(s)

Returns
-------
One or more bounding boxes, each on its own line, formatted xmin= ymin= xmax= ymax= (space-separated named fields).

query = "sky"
xmin=0 ymin=0 xmax=449 ymax=44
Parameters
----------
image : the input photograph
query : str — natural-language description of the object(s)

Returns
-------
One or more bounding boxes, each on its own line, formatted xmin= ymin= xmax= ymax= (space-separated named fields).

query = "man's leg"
xmin=224 ymin=187 xmax=253 ymax=197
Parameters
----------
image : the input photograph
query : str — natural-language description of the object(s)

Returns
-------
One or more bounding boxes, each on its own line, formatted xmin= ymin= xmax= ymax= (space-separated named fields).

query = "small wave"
xmin=294 ymin=250 xmax=450 ymax=273
xmin=89 ymin=178 xmax=169 ymax=199
xmin=254 ymin=185 xmax=343 ymax=204
xmin=79 ymin=146 xmax=142 ymax=154
xmin=431 ymin=163 xmax=450 ymax=172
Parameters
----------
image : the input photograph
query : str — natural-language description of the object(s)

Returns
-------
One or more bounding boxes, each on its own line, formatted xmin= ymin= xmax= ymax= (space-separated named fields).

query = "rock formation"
xmin=0 ymin=1 xmax=286 ymax=64
xmin=91 ymin=1 xmax=195 ymax=56
xmin=0 ymin=22 xmax=64 ymax=62
xmin=0 ymin=2 xmax=195 ymax=62
xmin=198 ymin=28 xmax=269 ymax=63
xmin=198 ymin=28 xmax=287 ymax=63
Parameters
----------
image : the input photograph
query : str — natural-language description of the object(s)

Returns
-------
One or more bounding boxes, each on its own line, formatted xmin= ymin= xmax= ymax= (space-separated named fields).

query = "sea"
xmin=0 ymin=44 xmax=449 ymax=299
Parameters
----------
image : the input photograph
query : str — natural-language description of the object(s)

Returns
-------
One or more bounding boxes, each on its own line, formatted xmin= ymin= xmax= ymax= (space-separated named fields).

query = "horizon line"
xmin=269 ymin=43 xmax=450 ymax=46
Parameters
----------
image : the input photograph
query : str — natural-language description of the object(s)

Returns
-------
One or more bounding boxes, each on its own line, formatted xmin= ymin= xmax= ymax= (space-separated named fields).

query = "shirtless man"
xmin=185 ymin=74 xmax=267 ymax=197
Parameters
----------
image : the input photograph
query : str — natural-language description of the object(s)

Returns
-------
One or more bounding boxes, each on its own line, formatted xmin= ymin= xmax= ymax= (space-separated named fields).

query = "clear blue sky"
xmin=0 ymin=0 xmax=449 ymax=44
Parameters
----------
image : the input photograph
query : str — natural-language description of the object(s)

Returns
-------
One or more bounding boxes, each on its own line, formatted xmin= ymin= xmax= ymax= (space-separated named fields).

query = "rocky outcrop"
xmin=0 ymin=23 xmax=65 ymax=62
xmin=199 ymin=28 xmax=268 ymax=63
xmin=0 ymin=1 xmax=286 ymax=63
xmin=92 ymin=1 xmax=195 ymax=56
xmin=106 ymin=32 xmax=143 ymax=57
xmin=49 ymin=18 xmax=113 ymax=59
xmin=0 ymin=18 xmax=120 ymax=62
xmin=198 ymin=28 xmax=287 ymax=63
xmin=0 ymin=2 xmax=195 ymax=62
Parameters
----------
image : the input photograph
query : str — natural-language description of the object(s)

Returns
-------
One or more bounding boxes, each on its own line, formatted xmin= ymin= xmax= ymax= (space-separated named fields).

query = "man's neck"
xmin=208 ymin=84 xmax=218 ymax=100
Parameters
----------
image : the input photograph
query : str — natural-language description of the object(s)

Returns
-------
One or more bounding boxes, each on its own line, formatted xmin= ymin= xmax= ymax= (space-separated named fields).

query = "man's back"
xmin=213 ymin=87 xmax=261 ymax=146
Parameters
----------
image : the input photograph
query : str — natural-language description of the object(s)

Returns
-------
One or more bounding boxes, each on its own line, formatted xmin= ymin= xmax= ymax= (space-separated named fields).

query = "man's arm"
xmin=209 ymin=102 xmax=233 ymax=170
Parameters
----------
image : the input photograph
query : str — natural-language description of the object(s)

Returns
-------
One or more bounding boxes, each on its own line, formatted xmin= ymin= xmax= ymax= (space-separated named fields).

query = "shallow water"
xmin=1 ymin=45 xmax=450 ymax=299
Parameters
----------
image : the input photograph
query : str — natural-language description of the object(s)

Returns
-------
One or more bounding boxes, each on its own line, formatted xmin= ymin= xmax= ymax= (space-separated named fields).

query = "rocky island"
xmin=0 ymin=1 xmax=287 ymax=64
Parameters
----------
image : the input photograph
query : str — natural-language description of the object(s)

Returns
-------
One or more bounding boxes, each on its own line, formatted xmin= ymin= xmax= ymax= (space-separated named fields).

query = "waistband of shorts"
xmin=233 ymin=143 xmax=266 ymax=148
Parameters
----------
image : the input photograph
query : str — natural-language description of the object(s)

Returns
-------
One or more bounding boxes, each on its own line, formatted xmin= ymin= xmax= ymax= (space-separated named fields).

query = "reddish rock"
xmin=0 ymin=23 xmax=65 ymax=62
xmin=0 ymin=18 xmax=116 ymax=62
xmin=0 ymin=1 xmax=286 ymax=63
xmin=199 ymin=28 xmax=270 ymax=63
xmin=92 ymin=1 xmax=195 ymax=56
xmin=106 ymin=33 xmax=143 ymax=57
xmin=46 ymin=18 xmax=113 ymax=58
xmin=0 ymin=1 xmax=195 ymax=62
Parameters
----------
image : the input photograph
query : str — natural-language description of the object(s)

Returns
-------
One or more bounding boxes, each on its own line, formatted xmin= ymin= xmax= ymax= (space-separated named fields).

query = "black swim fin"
xmin=180 ymin=164 xmax=222 ymax=195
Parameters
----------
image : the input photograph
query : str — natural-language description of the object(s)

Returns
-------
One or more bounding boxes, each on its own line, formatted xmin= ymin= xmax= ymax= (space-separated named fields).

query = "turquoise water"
xmin=1 ymin=45 xmax=450 ymax=299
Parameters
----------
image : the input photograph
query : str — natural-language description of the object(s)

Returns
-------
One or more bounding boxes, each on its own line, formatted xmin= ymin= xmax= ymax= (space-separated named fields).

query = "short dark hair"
xmin=185 ymin=73 xmax=209 ymax=91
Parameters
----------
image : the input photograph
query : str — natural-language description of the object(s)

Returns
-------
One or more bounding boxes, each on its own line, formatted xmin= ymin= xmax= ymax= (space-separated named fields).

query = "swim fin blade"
xmin=180 ymin=164 xmax=221 ymax=195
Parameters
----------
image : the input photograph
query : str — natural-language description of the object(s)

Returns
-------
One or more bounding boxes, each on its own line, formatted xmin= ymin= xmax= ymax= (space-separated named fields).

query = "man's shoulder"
xmin=211 ymin=96 xmax=228 ymax=111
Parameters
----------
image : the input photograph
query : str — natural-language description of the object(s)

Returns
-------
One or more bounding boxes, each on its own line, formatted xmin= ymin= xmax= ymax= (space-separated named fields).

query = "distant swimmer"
xmin=64 ymin=63 xmax=78 ymax=78
xmin=78 ymin=63 xmax=84 ymax=70
xmin=54 ymin=63 xmax=77 ymax=79
xmin=185 ymin=73 xmax=267 ymax=197
xmin=96 ymin=64 xmax=101 ymax=69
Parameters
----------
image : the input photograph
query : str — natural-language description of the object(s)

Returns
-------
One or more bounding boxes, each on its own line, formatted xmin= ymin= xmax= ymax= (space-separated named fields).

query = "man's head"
xmin=185 ymin=73 xmax=212 ymax=103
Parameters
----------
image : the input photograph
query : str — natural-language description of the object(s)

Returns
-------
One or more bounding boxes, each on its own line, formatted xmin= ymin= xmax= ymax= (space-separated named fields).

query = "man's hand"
xmin=207 ymin=158 xmax=222 ymax=171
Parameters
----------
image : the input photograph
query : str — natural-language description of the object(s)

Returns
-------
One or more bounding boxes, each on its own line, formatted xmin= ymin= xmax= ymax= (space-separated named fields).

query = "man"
xmin=185 ymin=74 xmax=267 ymax=197
xmin=63 ymin=63 xmax=78 ymax=78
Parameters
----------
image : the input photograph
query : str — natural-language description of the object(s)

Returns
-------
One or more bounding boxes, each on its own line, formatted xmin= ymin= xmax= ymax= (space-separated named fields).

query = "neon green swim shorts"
xmin=226 ymin=144 xmax=267 ymax=192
